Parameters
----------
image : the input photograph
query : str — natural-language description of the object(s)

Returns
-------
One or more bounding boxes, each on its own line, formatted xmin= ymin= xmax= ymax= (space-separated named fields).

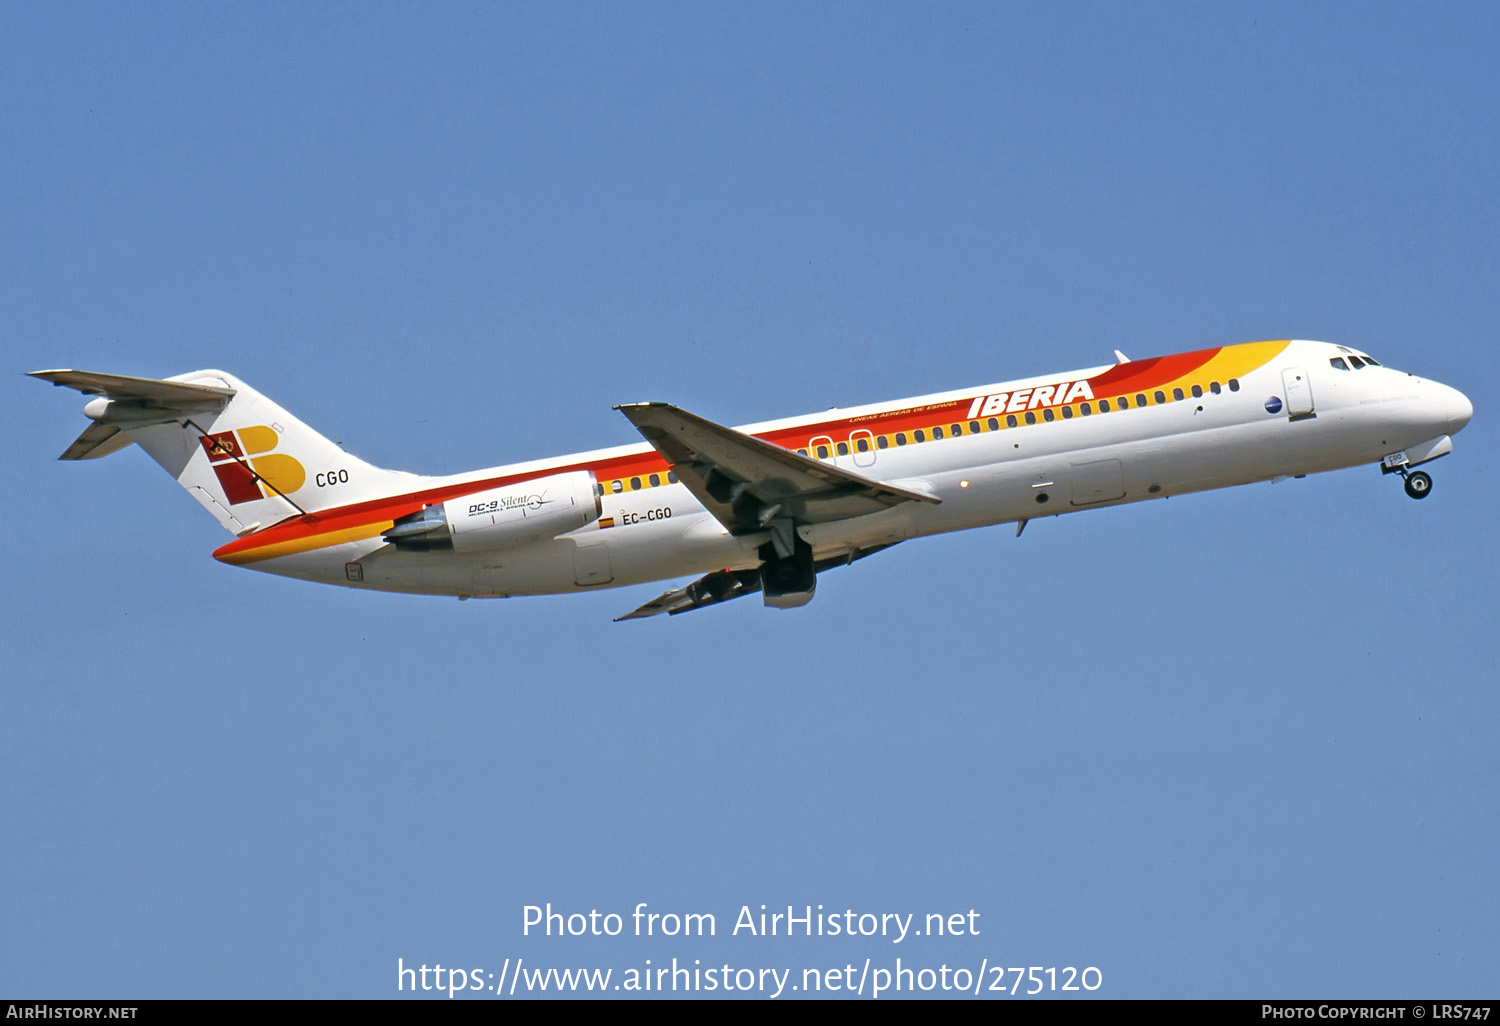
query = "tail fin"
xmin=32 ymin=369 xmax=415 ymax=535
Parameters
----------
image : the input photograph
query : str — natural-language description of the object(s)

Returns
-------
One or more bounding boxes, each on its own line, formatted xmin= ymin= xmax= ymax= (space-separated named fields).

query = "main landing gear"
xmin=1401 ymin=470 xmax=1432 ymax=500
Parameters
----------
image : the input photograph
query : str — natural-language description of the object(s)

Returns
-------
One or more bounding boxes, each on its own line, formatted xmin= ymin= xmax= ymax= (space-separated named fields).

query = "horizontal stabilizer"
xmin=58 ymin=422 xmax=134 ymax=461
xmin=29 ymin=369 xmax=236 ymax=407
xmin=32 ymin=369 xmax=238 ymax=461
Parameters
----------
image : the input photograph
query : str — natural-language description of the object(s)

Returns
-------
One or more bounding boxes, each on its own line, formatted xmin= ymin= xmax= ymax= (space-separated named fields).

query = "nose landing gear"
xmin=1381 ymin=451 xmax=1435 ymax=500
xmin=1401 ymin=469 xmax=1432 ymax=500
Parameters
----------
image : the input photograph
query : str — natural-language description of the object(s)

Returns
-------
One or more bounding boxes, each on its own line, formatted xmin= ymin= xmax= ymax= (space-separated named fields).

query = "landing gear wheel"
xmin=1403 ymin=470 xmax=1432 ymax=500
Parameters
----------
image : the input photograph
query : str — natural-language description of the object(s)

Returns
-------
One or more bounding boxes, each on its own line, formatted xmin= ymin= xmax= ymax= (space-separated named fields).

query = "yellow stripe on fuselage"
xmin=1146 ymin=340 xmax=1290 ymax=402
xmin=214 ymin=522 xmax=389 ymax=566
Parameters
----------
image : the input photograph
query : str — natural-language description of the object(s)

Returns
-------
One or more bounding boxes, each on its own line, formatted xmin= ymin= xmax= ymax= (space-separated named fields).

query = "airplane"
xmin=32 ymin=339 xmax=1472 ymax=619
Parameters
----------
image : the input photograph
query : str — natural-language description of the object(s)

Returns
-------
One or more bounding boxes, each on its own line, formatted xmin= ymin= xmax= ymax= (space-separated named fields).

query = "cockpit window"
xmin=1330 ymin=357 xmax=1349 ymax=370
xmin=1349 ymin=355 xmax=1366 ymax=369
xmin=1362 ymin=354 xmax=1380 ymax=366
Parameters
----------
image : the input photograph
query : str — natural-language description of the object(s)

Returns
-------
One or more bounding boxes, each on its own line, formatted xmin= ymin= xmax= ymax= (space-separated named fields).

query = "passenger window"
xmin=649 ymin=473 xmax=660 ymax=487
xmin=1173 ymin=388 xmax=1184 ymax=401
xmin=1349 ymin=356 xmax=1366 ymax=369
xmin=836 ymin=441 xmax=849 ymax=456
xmin=1228 ymin=378 xmax=1240 ymax=392
xmin=1136 ymin=393 xmax=1147 ymax=406
xmin=1024 ymin=411 xmax=1036 ymax=425
xmin=1118 ymin=396 xmax=1129 ymax=409
xmin=987 ymin=418 xmax=999 ymax=431
xmin=914 ymin=429 xmax=926 ymax=442
xmin=630 ymin=477 xmax=641 ymax=490
xmin=797 ymin=448 xmax=808 ymax=456
xmin=1191 ymin=384 xmax=1203 ymax=398
xmin=611 ymin=480 xmax=623 ymax=494
xmin=1081 ymin=402 xmax=1092 ymax=415
xmin=970 ymin=420 xmax=981 ymax=433
xmin=1210 ymin=382 xmax=1222 ymax=395
xmin=856 ymin=437 xmax=869 ymax=452
xmin=1154 ymin=390 xmax=1165 ymax=404
xmin=1006 ymin=414 xmax=1018 ymax=427
xmin=1061 ymin=406 xmax=1073 ymax=419
xmin=1330 ymin=357 xmax=1349 ymax=370
xmin=951 ymin=423 xmax=962 ymax=436
xmin=1099 ymin=399 xmax=1111 ymax=412
xmin=876 ymin=435 xmax=889 ymax=449
xmin=816 ymin=444 xmax=830 ymax=459
xmin=667 ymin=472 xmax=678 ymax=484
xmin=1043 ymin=408 xmax=1055 ymax=422
xmin=932 ymin=426 xmax=944 ymax=440
xmin=896 ymin=433 xmax=907 ymax=446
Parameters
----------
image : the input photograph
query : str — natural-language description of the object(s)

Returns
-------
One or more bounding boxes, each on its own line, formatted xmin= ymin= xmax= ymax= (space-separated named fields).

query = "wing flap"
xmin=615 ymin=402 xmax=938 ymax=534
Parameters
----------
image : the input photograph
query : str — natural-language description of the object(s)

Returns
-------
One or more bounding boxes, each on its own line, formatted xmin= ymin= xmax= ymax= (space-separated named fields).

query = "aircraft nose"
xmin=1442 ymin=383 xmax=1473 ymax=434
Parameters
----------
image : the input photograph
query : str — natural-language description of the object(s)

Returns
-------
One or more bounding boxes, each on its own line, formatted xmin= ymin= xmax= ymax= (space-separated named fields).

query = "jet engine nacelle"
xmin=384 ymin=471 xmax=602 ymax=552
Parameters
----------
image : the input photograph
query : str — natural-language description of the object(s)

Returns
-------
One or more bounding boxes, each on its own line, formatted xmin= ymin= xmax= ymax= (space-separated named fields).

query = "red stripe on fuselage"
xmin=213 ymin=345 xmax=1236 ymax=562
xmin=1084 ymin=347 xmax=1219 ymax=395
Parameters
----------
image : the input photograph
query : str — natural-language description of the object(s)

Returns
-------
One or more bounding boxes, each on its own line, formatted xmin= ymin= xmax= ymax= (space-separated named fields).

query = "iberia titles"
xmin=965 ymin=379 xmax=1095 ymax=419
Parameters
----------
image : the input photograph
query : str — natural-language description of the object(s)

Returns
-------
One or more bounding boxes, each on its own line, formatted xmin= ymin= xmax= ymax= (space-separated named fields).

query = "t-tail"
xmin=30 ymin=369 xmax=413 ymax=536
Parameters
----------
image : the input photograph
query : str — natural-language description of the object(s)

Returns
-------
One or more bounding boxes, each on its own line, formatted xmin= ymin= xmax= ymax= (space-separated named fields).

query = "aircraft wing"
xmin=30 ymin=369 xmax=236 ymax=461
xmin=614 ymin=402 xmax=939 ymax=535
xmin=616 ymin=543 xmax=899 ymax=621
xmin=615 ymin=567 xmax=763 ymax=620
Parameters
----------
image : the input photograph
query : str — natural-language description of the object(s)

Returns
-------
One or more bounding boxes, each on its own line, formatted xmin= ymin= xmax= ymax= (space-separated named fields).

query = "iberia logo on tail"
xmin=200 ymin=426 xmax=306 ymax=504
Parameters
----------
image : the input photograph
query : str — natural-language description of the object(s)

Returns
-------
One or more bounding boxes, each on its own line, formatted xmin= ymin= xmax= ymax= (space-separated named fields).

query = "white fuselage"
xmin=222 ymin=340 xmax=1470 ymax=600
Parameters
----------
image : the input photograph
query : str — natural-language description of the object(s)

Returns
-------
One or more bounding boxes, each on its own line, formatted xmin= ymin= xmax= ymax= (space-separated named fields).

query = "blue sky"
xmin=3 ymin=2 xmax=1497 ymax=999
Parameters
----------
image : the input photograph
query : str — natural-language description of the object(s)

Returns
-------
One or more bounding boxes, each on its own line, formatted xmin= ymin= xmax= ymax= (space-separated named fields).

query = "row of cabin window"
xmin=792 ymin=378 xmax=1243 ymax=459
xmin=609 ymin=470 xmax=678 ymax=494
xmin=606 ymin=377 xmax=1244 ymax=491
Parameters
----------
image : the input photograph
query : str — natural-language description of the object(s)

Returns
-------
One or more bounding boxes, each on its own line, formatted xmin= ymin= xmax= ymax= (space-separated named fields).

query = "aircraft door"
xmin=1281 ymin=367 xmax=1315 ymax=419
xmin=573 ymin=542 xmax=613 ymax=587
xmin=1070 ymin=459 xmax=1125 ymax=505
xmin=850 ymin=429 xmax=876 ymax=468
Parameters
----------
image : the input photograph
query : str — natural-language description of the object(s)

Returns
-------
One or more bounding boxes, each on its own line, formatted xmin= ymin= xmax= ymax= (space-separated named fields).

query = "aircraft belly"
xmin=401 ymin=523 xmax=741 ymax=597
xmin=245 ymin=539 xmax=576 ymax=597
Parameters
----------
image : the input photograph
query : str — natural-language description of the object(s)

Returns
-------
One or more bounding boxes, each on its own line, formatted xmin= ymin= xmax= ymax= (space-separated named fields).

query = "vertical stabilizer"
xmin=32 ymin=369 xmax=415 ymax=535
